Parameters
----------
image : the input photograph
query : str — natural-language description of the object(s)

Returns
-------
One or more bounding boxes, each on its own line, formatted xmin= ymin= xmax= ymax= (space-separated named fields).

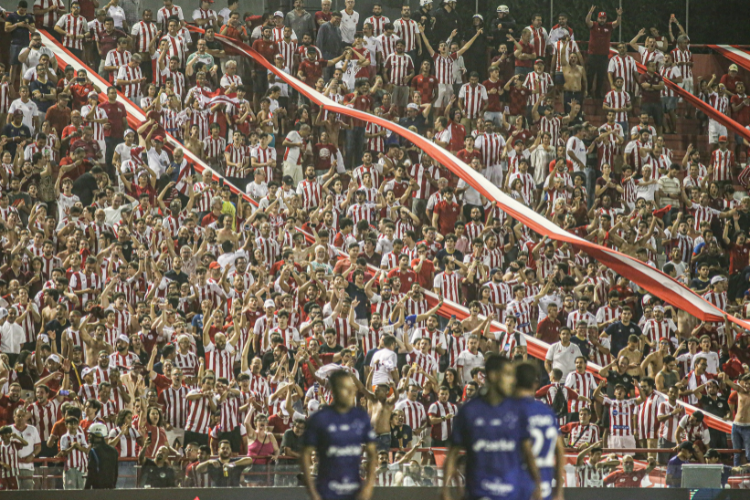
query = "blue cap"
xmin=405 ymin=314 xmax=417 ymax=327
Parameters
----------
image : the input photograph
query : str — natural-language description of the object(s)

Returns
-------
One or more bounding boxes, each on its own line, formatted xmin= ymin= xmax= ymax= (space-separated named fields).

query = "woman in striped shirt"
xmin=107 ymin=409 xmax=143 ymax=488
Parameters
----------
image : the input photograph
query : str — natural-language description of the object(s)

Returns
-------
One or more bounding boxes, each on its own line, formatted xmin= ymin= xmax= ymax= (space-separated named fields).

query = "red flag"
xmin=652 ymin=205 xmax=672 ymax=219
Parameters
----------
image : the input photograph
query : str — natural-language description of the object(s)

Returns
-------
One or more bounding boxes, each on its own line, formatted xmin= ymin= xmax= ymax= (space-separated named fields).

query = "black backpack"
xmin=551 ymin=383 xmax=567 ymax=418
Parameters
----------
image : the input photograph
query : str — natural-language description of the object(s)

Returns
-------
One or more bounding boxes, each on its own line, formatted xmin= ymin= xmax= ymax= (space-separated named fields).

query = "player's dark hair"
xmin=483 ymin=353 xmax=510 ymax=374
xmin=515 ymin=362 xmax=540 ymax=390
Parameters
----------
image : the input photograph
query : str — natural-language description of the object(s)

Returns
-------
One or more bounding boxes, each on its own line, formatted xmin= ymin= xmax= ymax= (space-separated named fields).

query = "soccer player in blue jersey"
xmin=301 ymin=370 xmax=378 ymax=500
xmin=443 ymin=354 xmax=542 ymax=500
xmin=516 ymin=362 xmax=566 ymax=500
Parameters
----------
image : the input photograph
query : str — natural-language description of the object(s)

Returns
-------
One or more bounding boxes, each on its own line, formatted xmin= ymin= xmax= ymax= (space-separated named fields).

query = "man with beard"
xmin=197 ymin=439 xmax=254 ymax=487
xmin=138 ymin=443 xmax=176 ymax=487
xmin=604 ymin=455 xmax=657 ymax=487
xmin=0 ymin=384 xmax=25 ymax=427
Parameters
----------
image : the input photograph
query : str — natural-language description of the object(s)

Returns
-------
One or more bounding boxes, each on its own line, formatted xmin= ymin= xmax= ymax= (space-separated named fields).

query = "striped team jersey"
xmin=274 ymin=39 xmax=297 ymax=72
xmin=524 ymin=71 xmax=553 ymax=106
xmin=642 ymin=318 xmax=676 ymax=345
xmin=428 ymin=400 xmax=457 ymax=440
xmin=702 ymin=290 xmax=728 ymax=314
xmin=506 ymin=298 xmax=534 ymax=333
xmin=566 ymin=422 xmax=600 ymax=448
xmin=576 ymin=459 xmax=607 ymax=487
xmin=433 ymin=271 xmax=461 ymax=303
xmin=131 ymin=20 xmax=159 ymax=52
xmin=185 ymin=390 xmax=218 ymax=434
xmin=710 ymin=149 xmax=734 ymax=182
xmin=604 ymin=90 xmax=631 ymax=123
xmin=116 ymin=65 xmax=144 ymax=99
xmin=602 ymin=397 xmax=636 ymax=436
xmin=474 ymin=132 xmax=505 ymax=167
xmin=377 ymin=33 xmax=399 ymax=61
xmin=365 ymin=121 xmax=385 ymax=153
xmin=364 ymin=15 xmax=390 ymax=36
xmin=60 ymin=430 xmax=88 ymax=471
xmin=459 ymin=83 xmax=488 ymax=119
xmin=431 ymin=52 xmax=458 ymax=85
xmin=219 ymin=394 xmax=241 ymax=431
xmin=660 ymin=66 xmax=681 ymax=97
xmin=204 ymin=343 xmax=235 ymax=382
xmin=384 ymin=53 xmax=414 ymax=86
xmin=203 ymin=136 xmax=227 ymax=162
xmin=80 ymin=104 xmax=108 ymax=142
xmin=636 ymin=392 xmax=666 ymax=439
xmin=607 ymin=55 xmax=639 ymax=93
xmin=224 ymin=143 xmax=249 ymax=178
xmin=0 ymin=441 xmax=21 ymax=479
xmin=395 ymin=399 xmax=427 ymax=430
xmin=27 ymin=399 xmax=60 ymax=442
xmin=657 ymin=400 xmax=682 ymax=441
xmin=528 ymin=25 xmax=548 ymax=57
xmin=552 ymin=40 xmax=580 ymax=72
xmin=564 ymin=371 xmax=597 ymax=412
xmin=407 ymin=349 xmax=438 ymax=386
xmin=393 ymin=18 xmax=420 ymax=52
xmin=708 ymin=92 xmax=729 ymax=115
xmin=105 ymin=49 xmax=132 ymax=82
xmin=671 ymin=47 xmax=693 ymax=79
xmin=160 ymin=34 xmax=187 ymax=66
xmin=34 ymin=0 xmax=64 ymax=27
xmin=55 ymin=14 xmax=87 ymax=50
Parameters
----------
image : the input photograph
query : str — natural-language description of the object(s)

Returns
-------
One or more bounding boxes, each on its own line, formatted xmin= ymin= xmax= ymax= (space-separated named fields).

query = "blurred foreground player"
xmin=442 ymin=354 xmax=542 ymax=500
xmin=516 ymin=362 xmax=566 ymax=500
xmin=301 ymin=370 xmax=378 ymax=500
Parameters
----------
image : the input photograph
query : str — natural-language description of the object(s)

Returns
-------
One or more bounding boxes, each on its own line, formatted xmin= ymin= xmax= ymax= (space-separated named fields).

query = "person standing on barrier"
xmin=718 ymin=372 xmax=750 ymax=466
xmin=301 ymin=370 xmax=377 ymax=500
xmin=84 ymin=422 xmax=118 ymax=489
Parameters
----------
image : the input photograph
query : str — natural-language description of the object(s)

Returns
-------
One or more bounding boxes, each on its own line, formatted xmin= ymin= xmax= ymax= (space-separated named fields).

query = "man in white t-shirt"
xmin=10 ymin=407 xmax=41 ymax=490
xmin=281 ymin=124 xmax=311 ymax=185
xmin=545 ymin=327 xmax=583 ymax=380
xmin=340 ymin=0 xmax=359 ymax=44
xmin=369 ymin=335 xmax=400 ymax=387
xmin=456 ymin=334 xmax=484 ymax=385
xmin=566 ymin=124 xmax=587 ymax=172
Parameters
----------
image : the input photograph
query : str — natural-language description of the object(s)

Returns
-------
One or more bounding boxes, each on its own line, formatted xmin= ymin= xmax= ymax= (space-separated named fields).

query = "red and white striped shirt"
xmin=159 ymin=385 xmax=189 ymax=429
xmin=56 ymin=13 xmax=87 ymax=51
xmin=80 ymin=104 xmax=108 ymax=142
xmin=395 ymin=399 xmax=427 ymax=430
xmin=567 ymin=422 xmax=600 ymax=448
xmin=28 ymin=399 xmax=60 ymax=441
xmin=161 ymin=34 xmax=186 ymax=66
xmin=708 ymin=92 xmax=729 ymax=114
xmin=393 ymin=18 xmax=420 ymax=52
xmin=110 ymin=426 xmax=140 ymax=457
xmin=552 ymin=39 xmax=580 ymax=72
xmin=432 ymin=52 xmax=458 ymax=85
xmin=671 ymin=47 xmax=694 ymax=79
xmin=185 ymin=390 xmax=217 ymax=434
xmin=274 ymin=39 xmax=297 ymax=72
xmin=157 ymin=6 xmax=184 ymax=32
xmin=660 ymin=65 xmax=681 ymax=97
xmin=60 ymin=430 xmax=88 ymax=471
xmin=608 ymin=55 xmax=639 ymax=93
xmin=604 ymin=90 xmax=631 ymax=123
xmin=377 ymin=33 xmax=399 ymax=62
xmin=131 ymin=20 xmax=159 ymax=52
xmin=224 ymin=143 xmax=249 ymax=178
xmin=459 ymin=83 xmax=488 ymax=119
xmin=636 ymin=392 xmax=665 ymax=439
xmin=116 ymin=64 xmax=143 ymax=99
xmin=219 ymin=394 xmax=240 ymax=431
xmin=564 ymin=371 xmax=597 ymax=412
xmin=296 ymin=179 xmax=323 ymax=210
xmin=407 ymin=349 xmax=438 ymax=386
xmin=204 ymin=343 xmax=235 ymax=382
xmin=690 ymin=203 xmax=721 ymax=231
xmin=34 ymin=0 xmax=64 ymax=28
xmin=255 ymin=236 xmax=281 ymax=266
xmin=657 ymin=400 xmax=682 ymax=441
xmin=528 ymin=25 xmax=548 ymax=57
xmin=384 ymin=53 xmax=414 ymax=86
xmin=524 ymin=71 xmax=553 ymax=106
xmin=642 ymin=318 xmax=676 ymax=345
xmin=428 ymin=400 xmax=458 ymax=440
xmin=710 ymin=149 xmax=734 ymax=182
xmin=474 ymin=132 xmax=505 ymax=167
xmin=433 ymin=271 xmax=461 ymax=303
xmin=0 ymin=441 xmax=20 ymax=479
xmin=365 ymin=121 xmax=385 ymax=153
xmin=602 ymin=397 xmax=636 ymax=436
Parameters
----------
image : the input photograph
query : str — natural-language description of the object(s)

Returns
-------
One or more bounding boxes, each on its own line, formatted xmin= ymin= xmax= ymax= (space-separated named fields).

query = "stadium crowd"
xmin=0 ymin=0 xmax=749 ymax=492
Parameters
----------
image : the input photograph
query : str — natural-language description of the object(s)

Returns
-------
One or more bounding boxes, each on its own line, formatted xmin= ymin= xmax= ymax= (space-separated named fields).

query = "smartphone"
xmin=148 ymin=431 xmax=153 ymax=441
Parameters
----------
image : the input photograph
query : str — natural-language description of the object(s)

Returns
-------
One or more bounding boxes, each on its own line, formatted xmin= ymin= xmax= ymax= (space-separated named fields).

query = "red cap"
xmin=209 ymin=261 xmax=221 ymax=270
xmin=598 ymin=11 xmax=607 ymax=18
xmin=153 ymin=135 xmax=164 ymax=142
xmin=719 ymin=135 xmax=728 ymax=142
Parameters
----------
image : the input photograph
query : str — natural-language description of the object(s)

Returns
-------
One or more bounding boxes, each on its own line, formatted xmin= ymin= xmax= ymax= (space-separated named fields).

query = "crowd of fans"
xmin=0 ymin=0 xmax=748 ymax=491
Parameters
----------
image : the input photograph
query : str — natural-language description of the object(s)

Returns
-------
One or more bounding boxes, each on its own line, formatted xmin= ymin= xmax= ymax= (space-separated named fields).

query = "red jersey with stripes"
xmin=204 ymin=342 xmax=236 ymax=382
xmin=395 ymin=399 xmax=427 ymax=430
xmin=607 ymin=55 xmax=639 ymax=93
xmin=185 ymin=389 xmax=218 ymax=434
xmin=364 ymin=15 xmax=390 ymax=36
xmin=636 ymin=392 xmax=666 ymax=439
xmin=458 ymin=83 xmax=488 ymax=119
xmin=131 ymin=21 xmax=159 ymax=52
xmin=60 ymin=430 xmax=88 ymax=471
xmin=393 ymin=18 xmax=420 ymax=52
xmin=602 ymin=397 xmax=636 ymax=437
xmin=56 ymin=14 xmax=87 ymax=50
xmin=109 ymin=426 xmax=141 ymax=457
xmin=384 ymin=53 xmax=414 ymax=86
xmin=564 ymin=371 xmax=597 ymax=412
xmin=428 ymin=400 xmax=458 ymax=440
xmin=432 ymin=52 xmax=458 ymax=85
xmin=657 ymin=400 xmax=682 ymax=441
xmin=710 ymin=149 xmax=734 ymax=182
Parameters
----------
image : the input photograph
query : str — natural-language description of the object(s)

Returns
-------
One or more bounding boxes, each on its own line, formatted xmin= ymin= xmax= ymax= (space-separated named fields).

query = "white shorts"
xmin=608 ymin=434 xmax=636 ymax=455
xmin=709 ymin=119 xmax=728 ymax=144
xmin=679 ymin=77 xmax=694 ymax=101
xmin=435 ymin=84 xmax=454 ymax=108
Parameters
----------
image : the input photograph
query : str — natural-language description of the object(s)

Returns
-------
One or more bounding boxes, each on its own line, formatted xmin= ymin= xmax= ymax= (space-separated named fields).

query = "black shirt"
xmin=164 ymin=270 xmax=189 ymax=286
xmin=85 ymin=443 xmax=119 ymax=489
xmin=346 ymin=282 xmax=370 ymax=320
xmin=206 ymin=458 xmax=250 ymax=487
xmin=390 ymin=424 xmax=413 ymax=450
xmin=280 ymin=429 xmax=304 ymax=464
xmin=72 ymin=172 xmax=100 ymax=207
xmin=140 ymin=458 xmax=176 ymax=488
xmin=7 ymin=12 xmax=35 ymax=45
xmin=605 ymin=370 xmax=635 ymax=398
xmin=570 ymin=336 xmax=592 ymax=360
xmin=44 ymin=319 xmax=70 ymax=352
xmin=604 ymin=321 xmax=642 ymax=358
xmin=320 ymin=343 xmax=343 ymax=355
xmin=699 ymin=394 xmax=730 ymax=419
xmin=399 ymin=115 xmax=428 ymax=135
xmin=435 ymin=249 xmax=464 ymax=271
xmin=432 ymin=7 xmax=460 ymax=45
xmin=1 ymin=123 xmax=32 ymax=157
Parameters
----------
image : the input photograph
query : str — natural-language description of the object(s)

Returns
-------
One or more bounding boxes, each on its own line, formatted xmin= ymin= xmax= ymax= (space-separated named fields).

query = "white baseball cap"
xmin=420 ymin=0 xmax=433 ymax=5
xmin=497 ymin=4 xmax=509 ymax=12
xmin=274 ymin=10 xmax=284 ymax=17
xmin=117 ymin=334 xmax=130 ymax=344
xmin=264 ymin=299 xmax=275 ymax=308
xmin=47 ymin=354 xmax=61 ymax=364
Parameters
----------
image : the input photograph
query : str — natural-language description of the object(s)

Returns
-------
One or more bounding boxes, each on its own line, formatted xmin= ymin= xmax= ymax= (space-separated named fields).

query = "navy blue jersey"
xmin=303 ymin=406 xmax=376 ymax=500
xmin=451 ymin=396 xmax=531 ymax=500
xmin=518 ymin=397 xmax=559 ymax=500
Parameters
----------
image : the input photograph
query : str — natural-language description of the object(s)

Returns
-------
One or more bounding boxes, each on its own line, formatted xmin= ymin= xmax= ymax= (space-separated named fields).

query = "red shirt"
xmin=447 ymin=121 xmax=466 ymax=152
xmin=604 ymin=467 xmax=651 ymax=487
xmin=0 ymin=396 xmax=25 ymax=427
xmin=433 ymin=200 xmax=461 ymax=236
xmin=314 ymin=11 xmax=332 ymax=26
xmin=387 ymin=268 xmax=418 ymax=294
xmin=456 ymin=149 xmax=481 ymax=166
xmin=588 ymin=22 xmax=615 ymax=55
xmin=298 ymin=59 xmax=329 ymax=86
xmin=728 ymin=242 xmax=750 ymax=274
xmin=482 ymin=78 xmax=505 ymax=112
xmin=99 ymin=101 xmax=127 ymax=139
xmin=639 ymin=72 xmax=663 ymax=103
xmin=515 ymin=41 xmax=534 ymax=68
xmin=536 ymin=316 xmax=562 ymax=344
xmin=410 ymin=257 xmax=435 ymax=288
xmin=252 ymin=39 xmax=276 ymax=63
xmin=201 ymin=211 xmax=220 ymax=227
xmin=509 ymin=86 xmax=531 ymax=115
xmin=731 ymin=94 xmax=750 ymax=126
xmin=411 ymin=74 xmax=438 ymax=104
xmin=720 ymin=74 xmax=742 ymax=94
xmin=343 ymin=93 xmax=372 ymax=128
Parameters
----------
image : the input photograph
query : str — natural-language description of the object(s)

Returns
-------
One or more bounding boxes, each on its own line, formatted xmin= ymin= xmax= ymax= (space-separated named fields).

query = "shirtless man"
xmin=561 ymin=39 xmax=587 ymax=113
xmin=599 ymin=216 xmax=657 ymax=258
xmin=461 ymin=300 xmax=484 ymax=334
xmin=641 ymin=338 xmax=672 ymax=378
xmin=719 ymin=372 xmax=750 ymax=466
xmin=361 ymin=378 xmax=398 ymax=451
xmin=655 ymin=355 xmax=680 ymax=392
